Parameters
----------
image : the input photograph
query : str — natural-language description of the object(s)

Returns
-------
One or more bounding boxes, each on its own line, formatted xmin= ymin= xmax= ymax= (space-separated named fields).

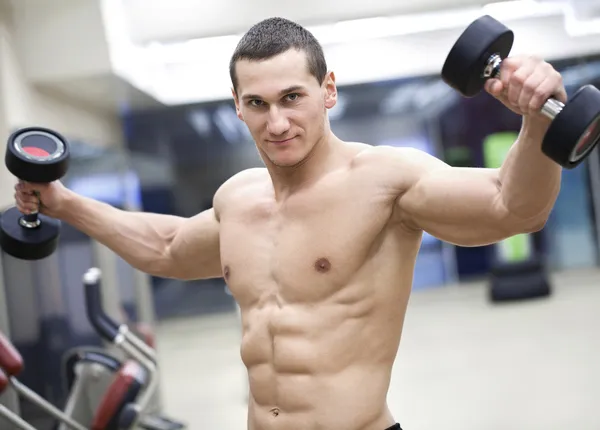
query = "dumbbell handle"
xmin=540 ymin=98 xmax=564 ymax=120
xmin=487 ymin=53 xmax=564 ymax=120
xmin=19 ymin=190 xmax=41 ymax=229
xmin=20 ymin=213 xmax=39 ymax=226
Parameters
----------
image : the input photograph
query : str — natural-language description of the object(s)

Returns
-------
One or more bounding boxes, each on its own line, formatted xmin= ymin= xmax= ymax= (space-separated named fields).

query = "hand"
xmin=14 ymin=180 xmax=70 ymax=218
xmin=485 ymin=55 xmax=567 ymax=122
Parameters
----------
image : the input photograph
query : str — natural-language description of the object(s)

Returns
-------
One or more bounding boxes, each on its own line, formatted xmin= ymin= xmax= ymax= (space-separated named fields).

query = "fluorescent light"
xmin=102 ymin=0 xmax=581 ymax=105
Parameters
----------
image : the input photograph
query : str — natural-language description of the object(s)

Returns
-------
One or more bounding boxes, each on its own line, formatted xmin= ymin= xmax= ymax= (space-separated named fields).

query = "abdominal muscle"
xmin=239 ymin=283 xmax=406 ymax=430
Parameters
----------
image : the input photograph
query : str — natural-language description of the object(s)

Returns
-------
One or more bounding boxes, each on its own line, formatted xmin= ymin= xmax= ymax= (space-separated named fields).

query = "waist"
xmin=248 ymin=397 xmax=395 ymax=430
xmin=249 ymin=364 xmax=392 ymax=418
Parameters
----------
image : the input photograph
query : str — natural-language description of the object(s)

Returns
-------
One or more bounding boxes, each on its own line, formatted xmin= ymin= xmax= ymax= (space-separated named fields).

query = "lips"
xmin=269 ymin=136 xmax=295 ymax=145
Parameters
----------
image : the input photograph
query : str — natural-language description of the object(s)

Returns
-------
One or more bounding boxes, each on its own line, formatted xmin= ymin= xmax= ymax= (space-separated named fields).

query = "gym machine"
xmin=83 ymin=267 xmax=184 ymax=430
xmin=0 ymin=267 xmax=186 ymax=430
xmin=441 ymin=15 xmax=600 ymax=302
xmin=0 ymin=328 xmax=86 ymax=430
xmin=0 ymin=368 xmax=36 ymax=430
xmin=0 ymin=326 xmax=184 ymax=430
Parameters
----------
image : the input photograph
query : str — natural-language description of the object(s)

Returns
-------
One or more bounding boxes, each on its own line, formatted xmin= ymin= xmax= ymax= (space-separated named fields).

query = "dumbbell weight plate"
xmin=6 ymin=127 xmax=69 ymax=183
xmin=441 ymin=15 xmax=514 ymax=97
xmin=0 ymin=207 xmax=60 ymax=260
xmin=542 ymin=85 xmax=600 ymax=169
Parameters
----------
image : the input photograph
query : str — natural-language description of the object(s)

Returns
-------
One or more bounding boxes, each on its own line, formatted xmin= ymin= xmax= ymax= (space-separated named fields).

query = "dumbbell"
xmin=441 ymin=15 xmax=600 ymax=169
xmin=0 ymin=127 xmax=70 ymax=260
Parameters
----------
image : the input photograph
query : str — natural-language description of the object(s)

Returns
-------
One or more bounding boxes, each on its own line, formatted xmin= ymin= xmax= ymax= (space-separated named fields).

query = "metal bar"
xmin=10 ymin=378 xmax=86 ymax=430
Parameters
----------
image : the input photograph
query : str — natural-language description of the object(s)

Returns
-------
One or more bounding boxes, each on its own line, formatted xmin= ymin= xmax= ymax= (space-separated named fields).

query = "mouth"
xmin=268 ymin=136 xmax=296 ymax=145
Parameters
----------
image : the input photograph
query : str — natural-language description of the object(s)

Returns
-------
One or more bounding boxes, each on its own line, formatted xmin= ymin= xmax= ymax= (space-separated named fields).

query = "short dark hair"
xmin=229 ymin=17 xmax=328 ymax=93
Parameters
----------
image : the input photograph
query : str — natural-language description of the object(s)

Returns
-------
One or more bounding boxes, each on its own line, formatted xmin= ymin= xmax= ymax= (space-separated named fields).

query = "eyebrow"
xmin=242 ymin=85 xmax=306 ymax=101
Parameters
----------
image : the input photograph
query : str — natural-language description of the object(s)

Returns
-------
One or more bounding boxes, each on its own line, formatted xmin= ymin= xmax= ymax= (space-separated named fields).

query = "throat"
xmin=268 ymin=132 xmax=345 ymax=198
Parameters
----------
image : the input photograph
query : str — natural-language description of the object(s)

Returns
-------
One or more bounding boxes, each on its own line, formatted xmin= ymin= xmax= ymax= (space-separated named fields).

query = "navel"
xmin=223 ymin=265 xmax=231 ymax=280
xmin=314 ymin=257 xmax=331 ymax=273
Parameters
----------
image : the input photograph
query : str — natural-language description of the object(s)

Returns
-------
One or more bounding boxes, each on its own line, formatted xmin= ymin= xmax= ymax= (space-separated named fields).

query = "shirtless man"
xmin=14 ymin=17 xmax=565 ymax=430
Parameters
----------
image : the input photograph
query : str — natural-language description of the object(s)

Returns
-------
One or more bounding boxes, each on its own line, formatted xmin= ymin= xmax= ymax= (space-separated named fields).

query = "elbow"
xmin=135 ymin=244 xmax=176 ymax=279
xmin=511 ymin=214 xmax=549 ymax=235
xmin=139 ymin=256 xmax=174 ymax=279
xmin=152 ymin=247 xmax=178 ymax=279
xmin=524 ymin=217 xmax=548 ymax=234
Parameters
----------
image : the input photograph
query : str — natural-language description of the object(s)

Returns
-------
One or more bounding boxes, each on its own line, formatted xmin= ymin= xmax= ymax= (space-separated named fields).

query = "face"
xmin=232 ymin=49 xmax=337 ymax=167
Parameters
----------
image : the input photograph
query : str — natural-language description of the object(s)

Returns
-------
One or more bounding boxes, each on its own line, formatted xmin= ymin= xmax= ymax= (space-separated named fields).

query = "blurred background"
xmin=1 ymin=0 xmax=600 ymax=429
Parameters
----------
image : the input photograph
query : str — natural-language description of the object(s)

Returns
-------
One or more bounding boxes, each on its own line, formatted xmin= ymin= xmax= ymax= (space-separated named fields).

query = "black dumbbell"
xmin=441 ymin=15 xmax=600 ymax=169
xmin=0 ymin=127 xmax=70 ymax=260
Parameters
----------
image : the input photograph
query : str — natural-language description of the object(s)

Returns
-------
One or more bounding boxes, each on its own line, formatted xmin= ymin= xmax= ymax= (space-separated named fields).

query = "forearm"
xmin=498 ymin=117 xmax=562 ymax=222
xmin=56 ymin=190 xmax=183 ymax=276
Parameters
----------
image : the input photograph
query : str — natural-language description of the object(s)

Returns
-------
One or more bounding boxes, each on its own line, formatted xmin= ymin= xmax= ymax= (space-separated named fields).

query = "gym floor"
xmin=154 ymin=268 xmax=600 ymax=430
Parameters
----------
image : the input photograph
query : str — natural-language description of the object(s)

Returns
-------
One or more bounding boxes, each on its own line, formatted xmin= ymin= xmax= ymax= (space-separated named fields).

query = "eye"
xmin=285 ymin=93 xmax=300 ymax=102
xmin=248 ymin=99 xmax=265 ymax=107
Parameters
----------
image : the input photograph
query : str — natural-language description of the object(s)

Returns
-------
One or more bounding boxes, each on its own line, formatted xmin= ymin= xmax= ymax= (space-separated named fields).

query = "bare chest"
xmin=220 ymin=182 xmax=395 ymax=307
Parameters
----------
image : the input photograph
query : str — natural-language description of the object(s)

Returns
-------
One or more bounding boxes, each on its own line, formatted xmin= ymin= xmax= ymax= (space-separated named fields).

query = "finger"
xmin=15 ymin=196 xmax=39 ymax=214
xmin=485 ymin=79 xmax=504 ymax=97
xmin=17 ymin=204 xmax=39 ymax=215
xmin=507 ymin=62 xmax=536 ymax=107
xmin=529 ymin=73 xmax=561 ymax=113
xmin=17 ymin=181 xmax=45 ymax=193
xmin=498 ymin=57 xmax=521 ymax=89
xmin=17 ymin=205 xmax=39 ymax=215
xmin=15 ymin=202 xmax=39 ymax=214
xmin=518 ymin=70 xmax=546 ymax=115
xmin=16 ymin=192 xmax=39 ymax=206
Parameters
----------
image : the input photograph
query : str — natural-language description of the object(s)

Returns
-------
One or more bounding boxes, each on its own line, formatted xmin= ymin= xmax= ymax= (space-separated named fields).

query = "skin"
xmin=15 ymin=49 xmax=564 ymax=429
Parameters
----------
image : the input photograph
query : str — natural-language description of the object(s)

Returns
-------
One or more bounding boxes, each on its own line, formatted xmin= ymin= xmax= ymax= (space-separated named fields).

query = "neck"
xmin=265 ymin=131 xmax=344 ymax=200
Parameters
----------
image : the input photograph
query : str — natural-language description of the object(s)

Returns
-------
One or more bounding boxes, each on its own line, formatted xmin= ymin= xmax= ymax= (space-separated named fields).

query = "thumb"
xmin=485 ymin=79 xmax=504 ymax=97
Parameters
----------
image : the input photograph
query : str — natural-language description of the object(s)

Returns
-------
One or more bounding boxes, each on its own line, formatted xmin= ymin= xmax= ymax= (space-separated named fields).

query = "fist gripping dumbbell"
xmin=442 ymin=15 xmax=600 ymax=169
xmin=0 ymin=127 xmax=70 ymax=260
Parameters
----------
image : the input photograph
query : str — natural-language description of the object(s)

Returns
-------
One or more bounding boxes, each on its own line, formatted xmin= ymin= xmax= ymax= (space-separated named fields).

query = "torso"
xmin=218 ymin=145 xmax=422 ymax=430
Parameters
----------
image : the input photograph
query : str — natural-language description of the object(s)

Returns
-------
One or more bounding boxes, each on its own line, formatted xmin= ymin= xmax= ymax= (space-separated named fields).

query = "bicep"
xmin=168 ymin=208 xmax=222 ymax=280
xmin=398 ymin=162 xmax=519 ymax=246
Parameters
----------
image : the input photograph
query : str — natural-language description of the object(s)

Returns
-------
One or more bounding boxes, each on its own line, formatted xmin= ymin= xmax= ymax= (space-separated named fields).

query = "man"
xmin=15 ymin=17 xmax=564 ymax=430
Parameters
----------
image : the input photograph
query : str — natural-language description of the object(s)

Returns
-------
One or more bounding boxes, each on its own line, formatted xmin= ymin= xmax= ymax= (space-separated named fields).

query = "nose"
xmin=266 ymin=106 xmax=290 ymax=137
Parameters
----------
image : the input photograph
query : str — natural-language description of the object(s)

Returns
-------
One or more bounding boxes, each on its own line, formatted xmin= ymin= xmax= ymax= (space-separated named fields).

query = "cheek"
xmin=241 ymin=112 xmax=263 ymax=131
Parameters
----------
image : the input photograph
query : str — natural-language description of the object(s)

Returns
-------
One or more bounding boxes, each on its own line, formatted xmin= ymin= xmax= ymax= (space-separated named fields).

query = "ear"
xmin=231 ymin=87 xmax=244 ymax=121
xmin=323 ymin=71 xmax=337 ymax=109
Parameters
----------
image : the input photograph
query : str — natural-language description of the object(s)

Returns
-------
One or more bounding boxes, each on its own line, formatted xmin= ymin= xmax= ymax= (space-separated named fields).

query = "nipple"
xmin=314 ymin=258 xmax=331 ymax=273
xmin=223 ymin=265 xmax=230 ymax=280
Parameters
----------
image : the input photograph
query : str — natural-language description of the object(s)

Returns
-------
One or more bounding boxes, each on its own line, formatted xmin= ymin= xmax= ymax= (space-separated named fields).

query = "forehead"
xmin=235 ymin=49 xmax=316 ymax=97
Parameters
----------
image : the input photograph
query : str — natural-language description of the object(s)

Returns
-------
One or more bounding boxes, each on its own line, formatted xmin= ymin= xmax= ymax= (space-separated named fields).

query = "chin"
xmin=266 ymin=147 xmax=309 ymax=168
xmin=270 ymin=156 xmax=304 ymax=168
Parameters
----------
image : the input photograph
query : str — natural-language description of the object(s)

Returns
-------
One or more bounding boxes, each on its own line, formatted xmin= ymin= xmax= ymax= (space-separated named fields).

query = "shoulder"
xmin=353 ymin=144 xmax=436 ymax=166
xmin=350 ymin=144 xmax=447 ymax=188
xmin=213 ymin=168 xmax=269 ymax=216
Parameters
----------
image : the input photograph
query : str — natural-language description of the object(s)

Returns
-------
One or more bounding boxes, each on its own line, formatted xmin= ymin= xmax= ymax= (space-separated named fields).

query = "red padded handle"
xmin=91 ymin=360 xmax=145 ymax=430
xmin=0 ymin=332 xmax=23 ymax=376
xmin=0 ymin=369 xmax=8 ymax=393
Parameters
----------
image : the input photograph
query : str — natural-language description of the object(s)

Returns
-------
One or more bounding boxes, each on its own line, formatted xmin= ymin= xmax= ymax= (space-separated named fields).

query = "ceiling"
xmin=7 ymin=0 xmax=600 ymax=114
xmin=121 ymin=0 xmax=506 ymax=43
